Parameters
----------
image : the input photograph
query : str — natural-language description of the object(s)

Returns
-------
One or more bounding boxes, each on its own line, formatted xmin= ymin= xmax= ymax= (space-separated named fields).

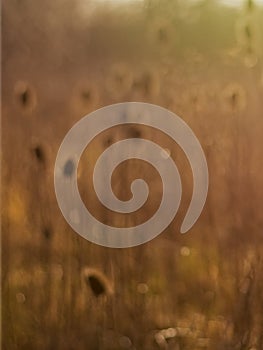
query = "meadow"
xmin=2 ymin=0 xmax=263 ymax=349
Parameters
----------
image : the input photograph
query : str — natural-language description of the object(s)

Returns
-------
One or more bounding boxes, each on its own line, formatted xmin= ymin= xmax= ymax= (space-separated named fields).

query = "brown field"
xmin=2 ymin=0 xmax=263 ymax=349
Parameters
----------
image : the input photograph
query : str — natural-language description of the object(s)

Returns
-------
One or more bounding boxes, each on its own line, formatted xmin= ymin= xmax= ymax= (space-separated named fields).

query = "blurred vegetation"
xmin=2 ymin=0 xmax=263 ymax=349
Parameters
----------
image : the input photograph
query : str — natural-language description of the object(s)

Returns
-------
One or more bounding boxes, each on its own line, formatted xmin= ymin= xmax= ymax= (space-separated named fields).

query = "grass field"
xmin=2 ymin=0 xmax=263 ymax=349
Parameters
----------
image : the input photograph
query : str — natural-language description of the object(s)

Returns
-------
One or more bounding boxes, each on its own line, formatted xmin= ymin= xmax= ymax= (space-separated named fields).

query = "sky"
xmin=219 ymin=0 xmax=263 ymax=6
xmin=92 ymin=0 xmax=263 ymax=5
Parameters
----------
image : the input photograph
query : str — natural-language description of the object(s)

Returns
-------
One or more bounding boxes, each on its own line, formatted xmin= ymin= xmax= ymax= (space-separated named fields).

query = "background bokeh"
xmin=2 ymin=0 xmax=263 ymax=349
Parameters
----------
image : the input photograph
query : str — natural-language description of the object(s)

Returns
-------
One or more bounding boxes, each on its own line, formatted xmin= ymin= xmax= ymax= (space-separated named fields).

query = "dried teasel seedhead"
xmin=82 ymin=267 xmax=114 ymax=297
